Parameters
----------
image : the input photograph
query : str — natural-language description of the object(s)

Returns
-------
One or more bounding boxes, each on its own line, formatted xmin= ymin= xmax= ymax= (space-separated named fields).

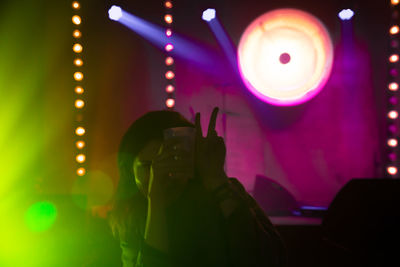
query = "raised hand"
xmin=195 ymin=107 xmax=228 ymax=191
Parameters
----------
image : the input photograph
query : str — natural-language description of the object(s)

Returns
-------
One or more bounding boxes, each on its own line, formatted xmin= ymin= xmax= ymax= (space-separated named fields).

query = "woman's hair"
xmin=109 ymin=110 xmax=194 ymax=240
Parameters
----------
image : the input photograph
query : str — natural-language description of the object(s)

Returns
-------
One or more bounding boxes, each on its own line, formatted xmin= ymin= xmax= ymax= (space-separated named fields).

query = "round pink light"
xmin=166 ymin=29 xmax=172 ymax=37
xmin=166 ymin=85 xmax=175 ymax=93
xmin=388 ymin=110 xmax=399 ymax=119
xmin=165 ymin=43 xmax=174 ymax=52
xmin=165 ymin=71 xmax=175 ymax=79
xmin=387 ymin=166 xmax=398 ymax=175
xmin=237 ymin=9 xmax=334 ymax=106
xmin=166 ymin=98 xmax=175 ymax=108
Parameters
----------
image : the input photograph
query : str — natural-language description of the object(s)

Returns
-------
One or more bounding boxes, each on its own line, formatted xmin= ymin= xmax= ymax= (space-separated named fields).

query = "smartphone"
xmin=163 ymin=127 xmax=195 ymax=179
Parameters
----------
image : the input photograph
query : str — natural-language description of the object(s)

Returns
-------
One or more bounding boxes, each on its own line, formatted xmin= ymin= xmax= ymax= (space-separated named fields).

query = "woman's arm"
xmin=213 ymin=178 xmax=287 ymax=267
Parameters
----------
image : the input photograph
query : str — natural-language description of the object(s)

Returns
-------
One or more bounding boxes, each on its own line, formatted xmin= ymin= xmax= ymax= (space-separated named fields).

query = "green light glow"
xmin=25 ymin=201 xmax=57 ymax=232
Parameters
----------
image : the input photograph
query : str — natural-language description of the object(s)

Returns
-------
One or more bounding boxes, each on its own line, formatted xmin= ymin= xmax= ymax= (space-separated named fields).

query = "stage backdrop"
xmin=77 ymin=0 xmax=388 ymax=208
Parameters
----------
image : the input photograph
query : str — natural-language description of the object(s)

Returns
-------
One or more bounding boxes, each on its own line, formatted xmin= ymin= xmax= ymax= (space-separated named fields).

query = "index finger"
xmin=207 ymin=107 xmax=219 ymax=137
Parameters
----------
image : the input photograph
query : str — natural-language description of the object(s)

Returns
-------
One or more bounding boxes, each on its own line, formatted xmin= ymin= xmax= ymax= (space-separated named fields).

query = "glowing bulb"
xmin=392 ymin=0 xmax=399 ymax=5
xmin=166 ymin=85 xmax=175 ymax=93
xmin=76 ymin=127 xmax=85 ymax=136
xmin=388 ymin=138 xmax=398 ymax=147
xmin=166 ymin=98 xmax=175 ymax=108
xmin=389 ymin=82 xmax=399 ymax=91
xmin=72 ymin=1 xmax=80 ymax=9
xmin=76 ymin=154 xmax=86 ymax=163
xmin=73 ymin=43 xmax=83 ymax=53
xmin=165 ymin=1 xmax=173 ymax=8
xmin=390 ymin=54 xmax=399 ymax=63
xmin=74 ymin=72 xmax=83 ymax=81
xmin=165 ymin=57 xmax=174 ymax=66
xmin=74 ymin=58 xmax=83 ymax=66
xmin=73 ymin=30 xmax=81 ymax=38
xmin=75 ymin=86 xmax=84 ymax=94
xmin=202 ymin=8 xmax=216 ymax=22
xmin=165 ymin=43 xmax=174 ymax=52
xmin=390 ymin=25 xmax=399 ymax=35
xmin=338 ymin=9 xmax=354 ymax=21
xmin=165 ymin=71 xmax=175 ymax=79
xmin=387 ymin=166 xmax=397 ymax=175
xmin=166 ymin=29 xmax=172 ymax=37
xmin=76 ymin=141 xmax=85 ymax=149
xmin=72 ymin=15 xmax=81 ymax=25
xmin=77 ymin=167 xmax=86 ymax=176
xmin=388 ymin=110 xmax=399 ymax=119
xmin=164 ymin=14 xmax=173 ymax=24
xmin=75 ymin=99 xmax=85 ymax=108
xmin=109 ymin=5 xmax=123 ymax=21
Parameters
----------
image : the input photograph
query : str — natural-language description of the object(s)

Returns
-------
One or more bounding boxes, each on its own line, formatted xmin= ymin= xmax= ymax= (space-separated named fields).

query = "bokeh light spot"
xmin=25 ymin=201 xmax=57 ymax=232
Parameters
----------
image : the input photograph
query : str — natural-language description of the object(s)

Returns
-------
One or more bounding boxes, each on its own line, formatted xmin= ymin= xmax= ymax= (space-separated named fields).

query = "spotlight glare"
xmin=72 ymin=15 xmax=82 ymax=25
xmin=165 ymin=71 xmax=175 ymax=79
xmin=73 ymin=30 xmax=81 ymax=38
xmin=390 ymin=25 xmax=400 ymax=35
xmin=77 ymin=167 xmax=86 ymax=176
xmin=166 ymin=85 xmax=175 ymax=93
xmin=75 ymin=99 xmax=85 ymax=108
xmin=166 ymin=98 xmax=175 ymax=108
xmin=165 ymin=56 xmax=174 ymax=66
xmin=389 ymin=82 xmax=399 ymax=91
xmin=73 ymin=43 xmax=83 ymax=53
xmin=202 ymin=8 xmax=216 ymax=22
xmin=76 ymin=141 xmax=85 ymax=149
xmin=165 ymin=43 xmax=174 ymax=52
xmin=76 ymin=127 xmax=85 ymax=136
xmin=387 ymin=166 xmax=398 ymax=175
xmin=164 ymin=14 xmax=173 ymax=24
xmin=109 ymin=5 xmax=123 ymax=21
xmin=74 ymin=72 xmax=84 ymax=81
xmin=338 ymin=9 xmax=354 ymax=21
xmin=72 ymin=1 xmax=80 ymax=9
xmin=75 ymin=86 xmax=84 ymax=94
xmin=388 ymin=110 xmax=399 ymax=119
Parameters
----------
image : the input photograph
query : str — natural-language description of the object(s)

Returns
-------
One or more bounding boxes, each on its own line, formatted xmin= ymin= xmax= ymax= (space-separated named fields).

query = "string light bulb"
xmin=74 ymin=58 xmax=83 ymax=66
xmin=76 ymin=127 xmax=85 ymax=136
xmin=75 ymin=99 xmax=85 ymax=108
xmin=73 ymin=30 xmax=81 ymax=38
xmin=74 ymin=72 xmax=83 ymax=81
xmin=164 ymin=14 xmax=173 ymax=24
xmin=390 ymin=25 xmax=399 ymax=35
xmin=72 ymin=1 xmax=80 ymax=9
xmin=166 ymin=85 xmax=175 ymax=93
xmin=387 ymin=166 xmax=398 ymax=175
xmin=73 ymin=43 xmax=83 ymax=53
xmin=75 ymin=86 xmax=84 ymax=94
xmin=77 ymin=167 xmax=86 ymax=176
xmin=166 ymin=98 xmax=175 ymax=108
xmin=389 ymin=82 xmax=399 ymax=91
xmin=72 ymin=15 xmax=82 ymax=25
xmin=76 ymin=154 xmax=86 ymax=163
xmin=76 ymin=141 xmax=85 ymax=149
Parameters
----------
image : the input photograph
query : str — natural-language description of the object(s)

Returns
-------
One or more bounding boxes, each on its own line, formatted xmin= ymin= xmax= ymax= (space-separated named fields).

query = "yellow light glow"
xmin=387 ymin=166 xmax=397 ymax=175
xmin=72 ymin=15 xmax=82 ymax=25
xmin=76 ymin=154 xmax=86 ymax=163
xmin=72 ymin=1 xmax=80 ymax=9
xmin=166 ymin=98 xmax=175 ymax=108
xmin=392 ymin=0 xmax=399 ymax=5
xmin=74 ymin=72 xmax=83 ymax=81
xmin=76 ymin=141 xmax=85 ymax=149
xmin=76 ymin=127 xmax=85 ymax=136
xmin=74 ymin=58 xmax=83 ymax=66
xmin=77 ymin=167 xmax=86 ymax=176
xmin=75 ymin=99 xmax=85 ymax=108
xmin=75 ymin=86 xmax=84 ymax=94
xmin=237 ymin=8 xmax=333 ymax=106
xmin=390 ymin=54 xmax=399 ymax=63
xmin=390 ymin=25 xmax=399 ymax=35
xmin=73 ymin=43 xmax=83 ymax=53
xmin=164 ymin=14 xmax=173 ymax=24
xmin=73 ymin=30 xmax=81 ymax=38
xmin=165 ymin=1 xmax=173 ymax=8
xmin=389 ymin=82 xmax=399 ymax=91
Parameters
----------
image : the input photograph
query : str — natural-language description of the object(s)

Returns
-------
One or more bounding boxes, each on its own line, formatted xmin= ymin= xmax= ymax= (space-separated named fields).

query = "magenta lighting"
xmin=338 ymin=9 xmax=354 ymax=21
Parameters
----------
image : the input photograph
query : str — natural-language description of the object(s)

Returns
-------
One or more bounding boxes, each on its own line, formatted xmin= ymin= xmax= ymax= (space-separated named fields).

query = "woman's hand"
xmin=148 ymin=139 xmax=193 ymax=207
xmin=195 ymin=107 xmax=228 ymax=192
